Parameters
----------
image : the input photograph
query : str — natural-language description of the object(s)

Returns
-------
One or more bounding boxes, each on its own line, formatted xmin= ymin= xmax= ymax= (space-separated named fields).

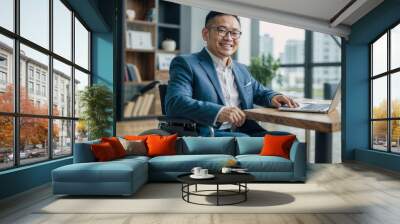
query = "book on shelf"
xmin=131 ymin=95 xmax=144 ymax=116
xmin=126 ymin=64 xmax=142 ymax=82
xmin=123 ymin=101 xmax=136 ymax=118
xmin=126 ymin=30 xmax=154 ymax=50
xmin=138 ymin=93 xmax=154 ymax=116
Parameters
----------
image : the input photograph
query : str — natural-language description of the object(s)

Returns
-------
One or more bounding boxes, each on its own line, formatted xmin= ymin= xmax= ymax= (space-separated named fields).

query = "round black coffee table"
xmin=177 ymin=173 xmax=255 ymax=206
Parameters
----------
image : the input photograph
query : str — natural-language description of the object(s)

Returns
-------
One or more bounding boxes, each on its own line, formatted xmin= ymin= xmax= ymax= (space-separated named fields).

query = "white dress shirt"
xmin=205 ymin=48 xmax=241 ymax=130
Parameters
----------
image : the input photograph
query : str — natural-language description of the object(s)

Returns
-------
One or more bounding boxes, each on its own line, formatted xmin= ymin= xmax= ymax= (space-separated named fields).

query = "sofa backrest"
xmin=74 ymin=136 xmax=300 ymax=162
xmin=235 ymin=137 xmax=264 ymax=155
xmin=73 ymin=139 xmax=100 ymax=163
xmin=178 ymin=137 xmax=236 ymax=155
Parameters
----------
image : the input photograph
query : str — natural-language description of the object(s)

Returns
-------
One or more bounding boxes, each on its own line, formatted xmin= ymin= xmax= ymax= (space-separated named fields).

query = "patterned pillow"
xmin=119 ymin=138 xmax=147 ymax=156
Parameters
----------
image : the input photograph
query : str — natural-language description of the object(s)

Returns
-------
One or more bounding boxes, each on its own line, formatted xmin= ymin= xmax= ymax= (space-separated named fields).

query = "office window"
xmin=0 ymin=0 xmax=14 ymax=32
xmin=53 ymin=0 xmax=72 ymax=60
xmin=0 ymin=116 xmax=13 ymax=170
xmin=0 ymin=34 xmax=14 ymax=113
xmin=259 ymin=22 xmax=305 ymax=98
xmin=19 ymin=117 xmax=49 ymax=165
xmin=372 ymin=34 xmax=387 ymax=77
xmin=53 ymin=119 xmax=72 ymax=158
xmin=313 ymin=32 xmax=341 ymax=63
xmin=20 ymin=0 xmax=49 ymax=49
xmin=370 ymin=23 xmax=400 ymax=153
xmin=74 ymin=69 xmax=89 ymax=118
xmin=391 ymin=24 xmax=400 ymax=70
xmin=312 ymin=67 xmax=341 ymax=99
xmin=0 ymin=1 xmax=91 ymax=170
xmin=75 ymin=18 xmax=89 ymax=70
xmin=258 ymin=21 xmax=342 ymax=162
xmin=21 ymin=44 xmax=49 ymax=116
xmin=53 ymin=59 xmax=72 ymax=117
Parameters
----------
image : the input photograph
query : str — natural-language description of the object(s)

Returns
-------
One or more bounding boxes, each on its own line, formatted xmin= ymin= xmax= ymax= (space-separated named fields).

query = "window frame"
xmin=369 ymin=20 xmax=400 ymax=154
xmin=0 ymin=0 xmax=92 ymax=171
xmin=257 ymin=22 xmax=342 ymax=99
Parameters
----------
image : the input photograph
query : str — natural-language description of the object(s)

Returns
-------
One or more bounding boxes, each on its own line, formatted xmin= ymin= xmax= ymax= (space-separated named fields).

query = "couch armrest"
xmin=73 ymin=140 xmax=100 ymax=163
xmin=289 ymin=141 xmax=307 ymax=181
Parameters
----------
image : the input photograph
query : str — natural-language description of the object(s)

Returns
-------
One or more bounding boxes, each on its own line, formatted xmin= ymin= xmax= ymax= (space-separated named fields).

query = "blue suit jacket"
xmin=165 ymin=48 xmax=279 ymax=129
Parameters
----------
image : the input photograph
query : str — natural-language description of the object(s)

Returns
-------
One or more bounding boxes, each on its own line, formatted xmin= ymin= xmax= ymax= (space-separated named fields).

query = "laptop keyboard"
xmin=301 ymin=104 xmax=330 ymax=110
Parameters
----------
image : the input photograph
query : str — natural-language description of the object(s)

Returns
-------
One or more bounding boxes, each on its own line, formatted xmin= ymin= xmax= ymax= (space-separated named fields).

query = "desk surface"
xmin=244 ymin=107 xmax=341 ymax=133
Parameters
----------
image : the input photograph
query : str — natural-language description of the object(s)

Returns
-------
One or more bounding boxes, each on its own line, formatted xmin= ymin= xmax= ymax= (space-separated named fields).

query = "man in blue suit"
xmin=165 ymin=11 xmax=298 ymax=137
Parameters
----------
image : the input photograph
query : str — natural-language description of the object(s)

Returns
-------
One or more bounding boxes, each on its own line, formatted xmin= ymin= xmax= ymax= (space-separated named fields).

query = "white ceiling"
xmin=167 ymin=0 xmax=384 ymax=38
xmin=226 ymin=0 xmax=353 ymax=24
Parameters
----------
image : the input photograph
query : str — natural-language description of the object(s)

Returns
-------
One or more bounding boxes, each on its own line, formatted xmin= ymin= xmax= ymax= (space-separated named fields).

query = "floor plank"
xmin=1 ymin=162 xmax=400 ymax=224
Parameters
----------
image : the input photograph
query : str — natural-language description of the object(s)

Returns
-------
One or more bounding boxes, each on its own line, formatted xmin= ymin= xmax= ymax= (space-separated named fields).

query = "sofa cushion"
xmin=101 ymin=137 xmax=127 ymax=158
xmin=235 ymin=137 xmax=263 ymax=155
xmin=147 ymin=134 xmax=178 ymax=157
xmin=179 ymin=137 xmax=235 ymax=155
xmin=236 ymin=155 xmax=293 ymax=172
xmin=148 ymin=154 xmax=235 ymax=172
xmin=52 ymin=158 xmax=147 ymax=183
xmin=260 ymin=134 xmax=296 ymax=159
xmin=119 ymin=138 xmax=147 ymax=156
xmin=115 ymin=155 xmax=150 ymax=164
xmin=91 ymin=142 xmax=118 ymax=161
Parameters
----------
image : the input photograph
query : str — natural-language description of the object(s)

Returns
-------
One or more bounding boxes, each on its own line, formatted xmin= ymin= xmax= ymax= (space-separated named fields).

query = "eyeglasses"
xmin=207 ymin=26 xmax=242 ymax=39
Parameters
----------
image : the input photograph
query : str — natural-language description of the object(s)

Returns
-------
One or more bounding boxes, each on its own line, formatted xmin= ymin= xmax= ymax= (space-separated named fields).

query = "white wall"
xmin=236 ymin=17 xmax=251 ymax=65
xmin=190 ymin=7 xmax=209 ymax=53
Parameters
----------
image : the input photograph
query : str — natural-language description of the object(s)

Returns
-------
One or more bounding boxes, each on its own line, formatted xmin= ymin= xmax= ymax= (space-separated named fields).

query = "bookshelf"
xmin=121 ymin=0 xmax=182 ymax=122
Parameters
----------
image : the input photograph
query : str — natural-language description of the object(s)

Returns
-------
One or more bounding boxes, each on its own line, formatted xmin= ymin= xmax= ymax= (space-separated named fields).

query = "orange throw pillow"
xmin=101 ymin=137 xmax=126 ymax=158
xmin=146 ymin=134 xmax=178 ymax=157
xmin=91 ymin=142 xmax=117 ymax=162
xmin=259 ymin=134 xmax=296 ymax=159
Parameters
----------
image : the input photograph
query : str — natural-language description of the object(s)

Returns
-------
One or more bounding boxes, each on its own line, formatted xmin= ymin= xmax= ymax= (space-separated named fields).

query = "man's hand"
xmin=217 ymin=106 xmax=246 ymax=127
xmin=271 ymin=95 xmax=299 ymax=108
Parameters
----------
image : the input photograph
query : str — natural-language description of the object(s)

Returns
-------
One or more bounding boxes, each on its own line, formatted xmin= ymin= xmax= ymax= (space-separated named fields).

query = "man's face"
xmin=202 ymin=15 xmax=241 ymax=59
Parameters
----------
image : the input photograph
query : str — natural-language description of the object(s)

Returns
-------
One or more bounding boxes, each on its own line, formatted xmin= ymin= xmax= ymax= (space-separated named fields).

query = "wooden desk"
xmin=244 ymin=107 xmax=341 ymax=163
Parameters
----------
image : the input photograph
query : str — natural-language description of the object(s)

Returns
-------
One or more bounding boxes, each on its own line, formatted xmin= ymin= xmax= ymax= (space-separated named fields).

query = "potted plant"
xmin=248 ymin=54 xmax=281 ymax=88
xmin=79 ymin=84 xmax=113 ymax=140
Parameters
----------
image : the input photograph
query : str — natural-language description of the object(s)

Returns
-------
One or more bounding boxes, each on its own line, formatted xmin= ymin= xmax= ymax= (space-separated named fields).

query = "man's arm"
xmin=165 ymin=56 xmax=223 ymax=127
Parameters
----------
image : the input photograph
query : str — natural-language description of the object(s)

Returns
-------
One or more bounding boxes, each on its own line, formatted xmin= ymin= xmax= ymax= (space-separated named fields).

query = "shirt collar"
xmin=205 ymin=47 xmax=233 ymax=69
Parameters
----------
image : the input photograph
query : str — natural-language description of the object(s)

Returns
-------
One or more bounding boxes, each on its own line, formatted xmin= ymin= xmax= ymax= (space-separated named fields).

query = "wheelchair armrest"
xmin=157 ymin=116 xmax=197 ymax=126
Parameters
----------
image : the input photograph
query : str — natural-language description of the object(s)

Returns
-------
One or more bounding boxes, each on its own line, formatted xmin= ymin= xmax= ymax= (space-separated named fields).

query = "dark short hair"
xmin=205 ymin=11 xmax=241 ymax=27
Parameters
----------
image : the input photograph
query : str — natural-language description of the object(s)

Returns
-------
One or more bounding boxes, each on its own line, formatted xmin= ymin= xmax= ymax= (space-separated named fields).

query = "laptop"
xmin=278 ymin=82 xmax=341 ymax=113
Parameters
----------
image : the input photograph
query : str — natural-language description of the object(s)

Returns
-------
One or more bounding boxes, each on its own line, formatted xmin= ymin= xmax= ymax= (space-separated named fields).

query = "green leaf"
xmin=248 ymin=54 xmax=281 ymax=87
xmin=79 ymin=84 xmax=113 ymax=140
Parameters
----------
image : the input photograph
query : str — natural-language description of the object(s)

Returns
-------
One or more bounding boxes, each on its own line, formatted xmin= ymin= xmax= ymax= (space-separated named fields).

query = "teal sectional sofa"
xmin=52 ymin=137 xmax=306 ymax=196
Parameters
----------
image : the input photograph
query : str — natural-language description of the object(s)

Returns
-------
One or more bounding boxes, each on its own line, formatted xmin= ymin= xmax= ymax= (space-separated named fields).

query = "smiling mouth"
xmin=219 ymin=43 xmax=233 ymax=49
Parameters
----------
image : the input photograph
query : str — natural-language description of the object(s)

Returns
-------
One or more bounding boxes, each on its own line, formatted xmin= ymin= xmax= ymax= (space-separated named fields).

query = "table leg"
xmin=315 ymin=131 xmax=333 ymax=163
xmin=217 ymin=184 xmax=219 ymax=206
xmin=187 ymin=184 xmax=190 ymax=202
xmin=245 ymin=183 xmax=247 ymax=201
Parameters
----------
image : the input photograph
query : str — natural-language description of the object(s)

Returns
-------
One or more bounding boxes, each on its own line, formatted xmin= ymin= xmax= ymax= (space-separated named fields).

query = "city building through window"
xmin=0 ymin=0 xmax=91 ymax=170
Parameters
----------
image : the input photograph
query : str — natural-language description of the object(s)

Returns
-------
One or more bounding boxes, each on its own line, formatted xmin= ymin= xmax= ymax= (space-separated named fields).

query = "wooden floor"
xmin=1 ymin=162 xmax=400 ymax=224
